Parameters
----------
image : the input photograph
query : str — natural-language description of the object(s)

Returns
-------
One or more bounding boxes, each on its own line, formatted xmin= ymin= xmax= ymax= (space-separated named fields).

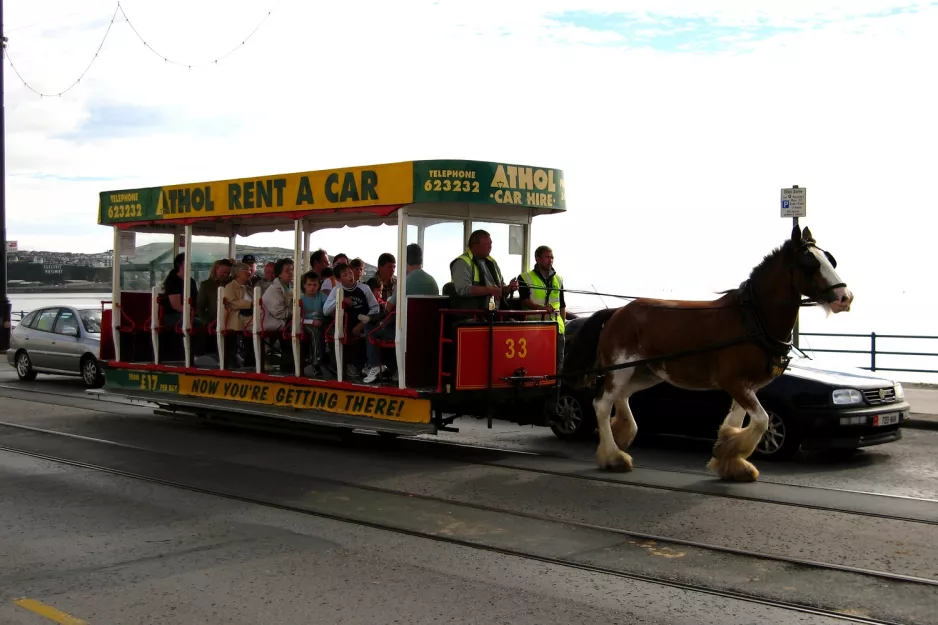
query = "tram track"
xmin=1 ymin=417 xmax=936 ymax=591
xmin=1 ymin=417 xmax=937 ymax=625
xmin=0 ymin=432 xmax=924 ymax=625
xmin=2 ymin=380 xmax=938 ymax=527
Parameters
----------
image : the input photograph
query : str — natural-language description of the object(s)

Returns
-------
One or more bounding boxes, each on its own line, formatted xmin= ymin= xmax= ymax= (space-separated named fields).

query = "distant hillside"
xmin=129 ymin=242 xmax=378 ymax=275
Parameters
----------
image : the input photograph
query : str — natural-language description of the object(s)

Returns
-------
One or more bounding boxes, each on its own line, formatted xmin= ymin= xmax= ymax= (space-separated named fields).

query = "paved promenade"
xmin=905 ymin=385 xmax=938 ymax=430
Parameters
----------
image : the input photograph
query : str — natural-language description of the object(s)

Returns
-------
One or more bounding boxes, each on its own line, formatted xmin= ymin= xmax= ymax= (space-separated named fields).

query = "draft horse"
xmin=564 ymin=226 xmax=854 ymax=482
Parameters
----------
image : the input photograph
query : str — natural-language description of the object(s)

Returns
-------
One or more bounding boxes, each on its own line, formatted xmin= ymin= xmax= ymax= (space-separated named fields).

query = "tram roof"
xmin=98 ymin=159 xmax=566 ymax=236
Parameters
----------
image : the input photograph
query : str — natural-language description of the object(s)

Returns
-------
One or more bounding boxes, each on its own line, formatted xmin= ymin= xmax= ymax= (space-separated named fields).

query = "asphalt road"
xmin=1 ymin=453 xmax=856 ymax=625
xmin=1 ymin=372 xmax=937 ymax=624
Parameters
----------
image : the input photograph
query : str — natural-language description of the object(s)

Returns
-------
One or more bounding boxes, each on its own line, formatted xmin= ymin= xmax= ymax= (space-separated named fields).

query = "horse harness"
xmin=503 ymin=239 xmax=846 ymax=385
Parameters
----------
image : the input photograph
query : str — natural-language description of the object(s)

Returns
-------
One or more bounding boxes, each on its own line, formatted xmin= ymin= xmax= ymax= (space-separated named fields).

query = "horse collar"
xmin=737 ymin=279 xmax=794 ymax=358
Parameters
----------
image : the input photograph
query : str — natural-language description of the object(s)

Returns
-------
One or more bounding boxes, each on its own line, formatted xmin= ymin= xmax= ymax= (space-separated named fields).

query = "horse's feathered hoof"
xmin=707 ymin=456 xmax=759 ymax=482
xmin=597 ymin=449 xmax=633 ymax=472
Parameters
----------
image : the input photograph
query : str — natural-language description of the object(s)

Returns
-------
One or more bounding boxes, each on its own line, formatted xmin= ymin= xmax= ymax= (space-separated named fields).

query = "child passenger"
xmin=300 ymin=271 xmax=328 ymax=376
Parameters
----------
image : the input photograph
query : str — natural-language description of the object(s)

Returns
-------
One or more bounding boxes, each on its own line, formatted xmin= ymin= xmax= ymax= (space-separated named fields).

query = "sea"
xmin=10 ymin=290 xmax=938 ymax=386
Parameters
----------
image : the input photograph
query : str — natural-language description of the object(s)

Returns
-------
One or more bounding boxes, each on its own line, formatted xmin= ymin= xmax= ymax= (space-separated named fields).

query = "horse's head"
xmin=790 ymin=225 xmax=853 ymax=313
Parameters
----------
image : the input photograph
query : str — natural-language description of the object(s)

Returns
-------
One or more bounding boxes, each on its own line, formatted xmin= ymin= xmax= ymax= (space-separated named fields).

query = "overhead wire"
xmin=2 ymin=0 xmax=280 ymax=98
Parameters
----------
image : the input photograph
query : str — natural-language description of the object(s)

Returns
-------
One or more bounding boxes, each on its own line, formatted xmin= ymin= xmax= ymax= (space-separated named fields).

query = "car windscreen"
xmin=80 ymin=309 xmax=103 ymax=333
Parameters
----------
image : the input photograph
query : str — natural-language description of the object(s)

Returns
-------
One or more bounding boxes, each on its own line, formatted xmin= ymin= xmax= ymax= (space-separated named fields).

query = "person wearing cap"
xmin=241 ymin=254 xmax=258 ymax=284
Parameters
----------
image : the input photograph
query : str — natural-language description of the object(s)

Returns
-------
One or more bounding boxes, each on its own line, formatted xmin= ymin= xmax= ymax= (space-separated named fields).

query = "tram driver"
xmin=449 ymin=229 xmax=518 ymax=313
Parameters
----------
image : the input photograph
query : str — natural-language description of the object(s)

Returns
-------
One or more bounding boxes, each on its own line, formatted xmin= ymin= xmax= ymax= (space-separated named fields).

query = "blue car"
xmin=550 ymin=314 xmax=910 ymax=460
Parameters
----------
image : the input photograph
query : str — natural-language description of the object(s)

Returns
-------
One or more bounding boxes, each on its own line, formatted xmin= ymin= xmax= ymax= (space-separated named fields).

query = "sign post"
xmin=781 ymin=185 xmax=807 ymax=348
xmin=0 ymin=17 xmax=10 ymax=352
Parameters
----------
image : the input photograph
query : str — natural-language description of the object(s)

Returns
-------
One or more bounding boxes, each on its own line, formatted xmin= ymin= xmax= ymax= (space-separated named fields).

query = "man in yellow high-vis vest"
xmin=449 ymin=229 xmax=518 ymax=312
xmin=518 ymin=245 xmax=566 ymax=373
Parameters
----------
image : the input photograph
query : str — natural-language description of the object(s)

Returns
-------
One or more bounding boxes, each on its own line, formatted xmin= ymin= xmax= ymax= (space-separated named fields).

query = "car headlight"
xmin=832 ymin=389 xmax=863 ymax=405
xmin=894 ymin=383 xmax=905 ymax=400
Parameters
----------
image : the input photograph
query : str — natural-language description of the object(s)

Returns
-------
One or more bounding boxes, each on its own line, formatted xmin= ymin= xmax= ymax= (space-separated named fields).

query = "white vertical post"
xmin=228 ymin=233 xmax=237 ymax=261
xmin=463 ymin=220 xmax=472 ymax=252
xmin=111 ymin=227 xmax=122 ymax=362
xmin=303 ymin=221 xmax=311 ymax=273
xmin=216 ymin=285 xmax=226 ymax=370
xmin=396 ymin=207 xmax=408 ymax=388
xmin=417 ymin=223 xmax=425 ymax=253
xmin=293 ymin=219 xmax=302 ymax=377
xmin=252 ymin=286 xmax=262 ymax=374
xmin=334 ymin=287 xmax=345 ymax=382
xmin=522 ymin=216 xmax=533 ymax=274
xmin=150 ymin=286 xmax=160 ymax=364
xmin=182 ymin=225 xmax=193 ymax=368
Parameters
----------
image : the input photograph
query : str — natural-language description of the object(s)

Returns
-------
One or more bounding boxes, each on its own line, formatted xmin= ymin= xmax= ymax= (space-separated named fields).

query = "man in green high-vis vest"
xmin=518 ymin=245 xmax=566 ymax=373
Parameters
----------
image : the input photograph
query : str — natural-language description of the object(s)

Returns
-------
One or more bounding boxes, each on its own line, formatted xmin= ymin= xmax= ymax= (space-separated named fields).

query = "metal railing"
xmin=799 ymin=332 xmax=938 ymax=375
xmin=10 ymin=308 xmax=937 ymax=375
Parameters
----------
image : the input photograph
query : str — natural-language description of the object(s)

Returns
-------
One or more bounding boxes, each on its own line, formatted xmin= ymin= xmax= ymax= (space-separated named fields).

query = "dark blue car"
xmin=550 ymin=314 xmax=910 ymax=460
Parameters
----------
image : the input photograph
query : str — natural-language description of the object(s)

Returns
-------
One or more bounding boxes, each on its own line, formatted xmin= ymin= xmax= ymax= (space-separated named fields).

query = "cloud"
xmin=3 ymin=0 xmax=936 ymax=337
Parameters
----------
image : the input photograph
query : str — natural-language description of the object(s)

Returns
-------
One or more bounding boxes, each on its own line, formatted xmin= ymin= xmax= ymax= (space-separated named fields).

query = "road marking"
xmin=13 ymin=598 xmax=90 ymax=625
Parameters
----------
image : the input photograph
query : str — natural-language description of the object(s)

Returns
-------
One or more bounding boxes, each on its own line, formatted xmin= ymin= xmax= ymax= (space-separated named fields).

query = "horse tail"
xmin=563 ymin=307 xmax=618 ymax=389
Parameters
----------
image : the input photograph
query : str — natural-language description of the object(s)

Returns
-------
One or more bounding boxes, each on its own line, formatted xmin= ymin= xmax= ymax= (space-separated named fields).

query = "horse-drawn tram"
xmin=97 ymin=159 xmax=566 ymax=438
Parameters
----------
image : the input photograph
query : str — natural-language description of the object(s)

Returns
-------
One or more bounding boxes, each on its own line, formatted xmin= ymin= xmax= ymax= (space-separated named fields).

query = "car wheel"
xmin=80 ymin=355 xmax=105 ymax=389
xmin=753 ymin=408 xmax=802 ymax=461
xmin=550 ymin=392 xmax=596 ymax=440
xmin=15 ymin=350 xmax=38 ymax=381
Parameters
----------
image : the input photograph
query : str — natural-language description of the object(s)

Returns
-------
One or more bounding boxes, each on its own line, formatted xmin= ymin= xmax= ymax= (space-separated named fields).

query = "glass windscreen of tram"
xmin=119 ymin=232 xmax=175 ymax=293
xmin=409 ymin=220 xmax=525 ymax=295
xmin=410 ymin=220 xmax=465 ymax=290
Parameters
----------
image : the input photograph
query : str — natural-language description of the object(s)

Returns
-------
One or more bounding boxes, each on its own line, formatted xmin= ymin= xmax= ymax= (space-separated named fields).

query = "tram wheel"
xmin=550 ymin=392 xmax=596 ymax=441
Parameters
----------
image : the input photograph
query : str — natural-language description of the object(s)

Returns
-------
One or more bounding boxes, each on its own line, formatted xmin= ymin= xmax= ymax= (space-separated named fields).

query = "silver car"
xmin=6 ymin=306 xmax=105 ymax=388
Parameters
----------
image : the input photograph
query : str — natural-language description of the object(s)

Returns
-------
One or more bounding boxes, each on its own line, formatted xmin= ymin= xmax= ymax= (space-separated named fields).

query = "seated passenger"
xmin=321 ymin=253 xmax=347 ymax=294
xmin=323 ymin=262 xmax=380 ymax=376
xmin=300 ymin=271 xmax=328 ymax=375
xmin=257 ymin=262 xmax=276 ymax=295
xmin=362 ymin=244 xmax=440 ymax=384
xmin=320 ymin=266 xmax=335 ymax=288
xmin=161 ymin=253 xmax=204 ymax=356
xmin=349 ymin=258 xmax=365 ymax=283
xmin=223 ymin=262 xmax=256 ymax=368
xmin=197 ymin=259 xmax=232 ymax=326
xmin=262 ymin=258 xmax=294 ymax=333
xmin=310 ymin=249 xmax=331 ymax=292
xmin=261 ymin=259 xmax=296 ymax=373
xmin=368 ymin=252 xmax=397 ymax=302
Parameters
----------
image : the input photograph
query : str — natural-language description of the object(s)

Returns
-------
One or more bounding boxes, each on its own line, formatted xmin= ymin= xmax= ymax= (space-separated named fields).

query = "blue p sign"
xmin=782 ymin=200 xmax=790 ymax=209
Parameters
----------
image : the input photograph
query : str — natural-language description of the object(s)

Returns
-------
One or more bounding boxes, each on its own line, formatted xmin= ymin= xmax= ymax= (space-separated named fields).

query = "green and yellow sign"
xmin=98 ymin=159 xmax=565 ymax=225
xmin=106 ymin=368 xmax=432 ymax=424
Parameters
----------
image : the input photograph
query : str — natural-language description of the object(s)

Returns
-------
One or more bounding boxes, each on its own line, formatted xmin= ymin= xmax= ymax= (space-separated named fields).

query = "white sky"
xmin=4 ymin=0 xmax=937 ymax=332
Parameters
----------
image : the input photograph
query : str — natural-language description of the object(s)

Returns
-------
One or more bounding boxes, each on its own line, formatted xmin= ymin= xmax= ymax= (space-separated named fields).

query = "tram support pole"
xmin=292 ymin=219 xmax=302 ymax=377
xmin=182 ymin=225 xmax=192 ymax=368
xmin=396 ymin=207 xmax=408 ymax=388
xmin=111 ymin=226 xmax=121 ymax=361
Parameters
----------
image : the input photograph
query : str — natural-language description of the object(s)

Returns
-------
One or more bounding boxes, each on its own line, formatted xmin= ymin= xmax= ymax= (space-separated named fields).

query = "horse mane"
xmin=715 ymin=237 xmax=798 ymax=296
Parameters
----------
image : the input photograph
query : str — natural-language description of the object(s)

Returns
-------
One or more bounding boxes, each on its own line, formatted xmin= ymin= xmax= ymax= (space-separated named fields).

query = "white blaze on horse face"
xmin=810 ymin=247 xmax=853 ymax=313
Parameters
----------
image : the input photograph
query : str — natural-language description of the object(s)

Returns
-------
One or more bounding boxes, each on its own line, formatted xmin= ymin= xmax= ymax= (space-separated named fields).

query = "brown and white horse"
xmin=563 ymin=226 xmax=853 ymax=482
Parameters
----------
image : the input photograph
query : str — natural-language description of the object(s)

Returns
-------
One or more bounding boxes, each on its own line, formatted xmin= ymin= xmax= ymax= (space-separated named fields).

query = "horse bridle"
xmin=738 ymin=239 xmax=847 ymax=357
xmin=794 ymin=240 xmax=847 ymax=304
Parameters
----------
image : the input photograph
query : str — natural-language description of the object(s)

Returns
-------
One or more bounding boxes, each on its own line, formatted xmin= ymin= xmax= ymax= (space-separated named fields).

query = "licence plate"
xmin=873 ymin=413 xmax=900 ymax=427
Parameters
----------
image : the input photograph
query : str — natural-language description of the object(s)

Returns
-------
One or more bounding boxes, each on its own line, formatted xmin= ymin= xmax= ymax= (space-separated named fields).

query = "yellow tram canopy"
xmin=98 ymin=159 xmax=566 ymax=230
